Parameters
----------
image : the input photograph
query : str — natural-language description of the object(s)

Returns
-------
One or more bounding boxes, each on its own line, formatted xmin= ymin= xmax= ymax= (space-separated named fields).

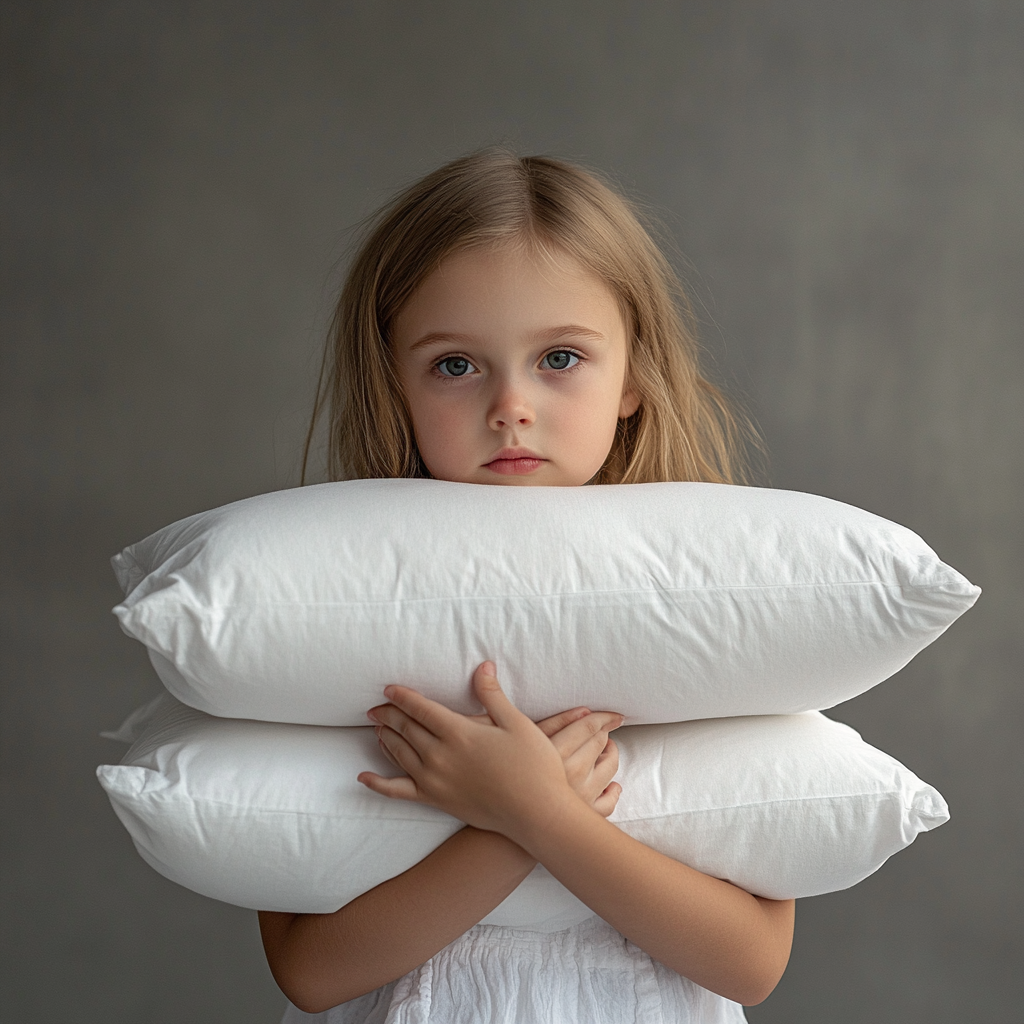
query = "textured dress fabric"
xmin=279 ymin=916 xmax=748 ymax=1024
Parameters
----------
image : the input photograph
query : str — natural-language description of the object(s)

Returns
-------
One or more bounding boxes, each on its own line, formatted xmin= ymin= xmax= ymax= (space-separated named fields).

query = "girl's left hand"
xmin=358 ymin=662 xmax=622 ymax=838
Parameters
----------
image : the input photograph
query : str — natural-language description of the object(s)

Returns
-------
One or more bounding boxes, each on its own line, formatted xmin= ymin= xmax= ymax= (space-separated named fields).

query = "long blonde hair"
xmin=304 ymin=149 xmax=763 ymax=485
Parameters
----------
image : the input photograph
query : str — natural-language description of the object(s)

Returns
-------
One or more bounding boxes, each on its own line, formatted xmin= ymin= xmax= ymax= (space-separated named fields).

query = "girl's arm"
xmin=512 ymin=788 xmax=794 ymax=1006
xmin=259 ymin=705 xmax=623 ymax=1013
xmin=362 ymin=663 xmax=795 ymax=1007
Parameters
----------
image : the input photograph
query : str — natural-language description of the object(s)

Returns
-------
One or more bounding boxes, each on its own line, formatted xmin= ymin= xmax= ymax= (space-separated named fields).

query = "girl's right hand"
xmin=373 ymin=701 xmax=623 ymax=819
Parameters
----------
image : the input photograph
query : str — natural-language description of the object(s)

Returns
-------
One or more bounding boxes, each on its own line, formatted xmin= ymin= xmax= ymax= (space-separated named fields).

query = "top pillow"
xmin=112 ymin=479 xmax=979 ymax=726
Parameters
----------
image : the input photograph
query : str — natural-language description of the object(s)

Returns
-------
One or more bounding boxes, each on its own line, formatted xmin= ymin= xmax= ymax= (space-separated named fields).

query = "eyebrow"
xmin=408 ymin=325 xmax=609 ymax=351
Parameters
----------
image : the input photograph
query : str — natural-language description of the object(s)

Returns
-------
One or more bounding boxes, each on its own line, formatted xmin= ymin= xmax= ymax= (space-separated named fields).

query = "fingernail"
xmin=482 ymin=661 xmax=496 ymax=676
xmin=383 ymin=686 xmax=395 ymax=698
xmin=366 ymin=710 xmax=378 ymax=723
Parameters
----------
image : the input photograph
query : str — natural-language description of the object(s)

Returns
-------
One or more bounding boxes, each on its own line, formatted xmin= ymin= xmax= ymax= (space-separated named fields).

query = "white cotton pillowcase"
xmin=97 ymin=693 xmax=948 ymax=926
xmin=110 ymin=479 xmax=980 ymax=726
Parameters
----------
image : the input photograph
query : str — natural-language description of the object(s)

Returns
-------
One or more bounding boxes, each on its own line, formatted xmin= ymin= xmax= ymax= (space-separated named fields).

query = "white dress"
xmin=279 ymin=915 xmax=747 ymax=1024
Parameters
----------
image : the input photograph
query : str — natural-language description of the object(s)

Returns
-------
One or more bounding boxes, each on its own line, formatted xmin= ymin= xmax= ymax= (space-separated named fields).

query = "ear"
xmin=618 ymin=388 xmax=640 ymax=418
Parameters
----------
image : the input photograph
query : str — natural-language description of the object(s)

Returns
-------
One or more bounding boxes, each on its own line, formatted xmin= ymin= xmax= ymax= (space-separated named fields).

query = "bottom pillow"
xmin=97 ymin=695 xmax=948 ymax=929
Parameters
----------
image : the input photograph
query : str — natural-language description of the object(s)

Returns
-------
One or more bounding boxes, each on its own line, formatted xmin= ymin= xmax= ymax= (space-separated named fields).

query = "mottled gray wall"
xmin=2 ymin=3 xmax=1020 ymax=1022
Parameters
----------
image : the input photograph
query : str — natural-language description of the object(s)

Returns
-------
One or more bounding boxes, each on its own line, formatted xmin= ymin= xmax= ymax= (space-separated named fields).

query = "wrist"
xmin=462 ymin=824 xmax=538 ymax=873
xmin=505 ymin=787 xmax=596 ymax=857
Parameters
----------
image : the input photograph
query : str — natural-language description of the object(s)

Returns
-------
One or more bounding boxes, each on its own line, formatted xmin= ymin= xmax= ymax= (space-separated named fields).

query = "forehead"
xmin=394 ymin=245 xmax=625 ymax=342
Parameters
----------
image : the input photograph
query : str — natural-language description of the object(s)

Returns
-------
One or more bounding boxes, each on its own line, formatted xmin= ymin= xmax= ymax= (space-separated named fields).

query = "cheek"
xmin=550 ymin=389 xmax=621 ymax=467
xmin=408 ymin=391 xmax=474 ymax=459
xmin=582 ymin=404 xmax=621 ymax=457
xmin=574 ymin=373 xmax=626 ymax=437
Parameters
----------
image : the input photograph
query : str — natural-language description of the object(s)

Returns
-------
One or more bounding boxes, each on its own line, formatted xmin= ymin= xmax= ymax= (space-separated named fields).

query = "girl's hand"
xmin=359 ymin=662 xmax=623 ymax=836
xmin=371 ymin=691 xmax=623 ymax=819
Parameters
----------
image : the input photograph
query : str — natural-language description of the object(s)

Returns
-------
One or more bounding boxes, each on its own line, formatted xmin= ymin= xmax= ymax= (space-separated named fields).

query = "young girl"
xmin=259 ymin=150 xmax=794 ymax=1023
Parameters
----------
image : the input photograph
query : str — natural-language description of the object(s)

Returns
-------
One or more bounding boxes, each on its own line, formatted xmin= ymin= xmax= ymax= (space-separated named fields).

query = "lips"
xmin=484 ymin=448 xmax=546 ymax=476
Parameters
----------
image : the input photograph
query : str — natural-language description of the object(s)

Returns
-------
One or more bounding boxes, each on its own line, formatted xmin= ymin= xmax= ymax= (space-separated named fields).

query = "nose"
xmin=487 ymin=377 xmax=536 ymax=431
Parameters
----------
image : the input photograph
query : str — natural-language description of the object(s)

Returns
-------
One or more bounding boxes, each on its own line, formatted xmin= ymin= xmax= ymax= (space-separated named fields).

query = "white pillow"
xmin=111 ymin=480 xmax=979 ymax=726
xmin=97 ymin=693 xmax=948 ymax=926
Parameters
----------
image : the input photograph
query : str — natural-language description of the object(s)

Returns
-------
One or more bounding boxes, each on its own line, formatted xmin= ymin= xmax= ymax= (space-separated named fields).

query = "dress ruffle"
xmin=280 ymin=916 xmax=747 ymax=1024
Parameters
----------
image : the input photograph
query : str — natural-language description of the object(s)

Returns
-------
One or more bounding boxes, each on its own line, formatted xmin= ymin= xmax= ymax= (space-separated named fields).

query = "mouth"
xmin=484 ymin=448 xmax=546 ymax=476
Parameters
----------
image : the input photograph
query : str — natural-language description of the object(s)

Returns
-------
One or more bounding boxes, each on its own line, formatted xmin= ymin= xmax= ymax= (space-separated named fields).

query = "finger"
xmin=376 ymin=724 xmax=425 ymax=774
xmin=561 ymin=732 xmax=620 ymax=792
xmin=370 ymin=703 xmax=440 ymax=753
xmin=535 ymin=707 xmax=592 ymax=739
xmin=357 ymin=771 xmax=421 ymax=802
xmin=375 ymin=686 xmax=461 ymax=741
xmin=592 ymin=781 xmax=622 ymax=818
xmin=570 ymin=737 xmax=618 ymax=797
xmin=557 ymin=714 xmax=622 ymax=766
xmin=549 ymin=712 xmax=624 ymax=758
xmin=374 ymin=728 xmax=402 ymax=770
xmin=470 ymin=662 xmax=525 ymax=730
xmin=590 ymin=739 xmax=620 ymax=789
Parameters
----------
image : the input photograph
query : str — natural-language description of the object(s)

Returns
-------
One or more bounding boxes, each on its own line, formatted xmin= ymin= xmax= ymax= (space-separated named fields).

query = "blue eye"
xmin=542 ymin=350 xmax=579 ymax=371
xmin=437 ymin=357 xmax=474 ymax=377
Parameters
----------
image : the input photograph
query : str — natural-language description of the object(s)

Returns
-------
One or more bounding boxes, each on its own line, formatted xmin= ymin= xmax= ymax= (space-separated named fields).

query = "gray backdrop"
xmin=2 ymin=2 xmax=1021 ymax=1022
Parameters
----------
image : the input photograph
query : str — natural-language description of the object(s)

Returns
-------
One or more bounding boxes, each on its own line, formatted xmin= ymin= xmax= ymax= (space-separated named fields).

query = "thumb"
xmin=472 ymin=661 xmax=521 ymax=729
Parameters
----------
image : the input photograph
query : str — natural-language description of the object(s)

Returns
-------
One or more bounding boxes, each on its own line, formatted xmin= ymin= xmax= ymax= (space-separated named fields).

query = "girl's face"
xmin=392 ymin=246 xmax=639 ymax=486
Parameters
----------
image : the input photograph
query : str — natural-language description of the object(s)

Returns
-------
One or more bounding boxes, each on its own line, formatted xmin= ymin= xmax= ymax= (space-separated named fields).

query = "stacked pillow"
xmin=98 ymin=479 xmax=978 ymax=921
xmin=99 ymin=692 xmax=949 ymax=927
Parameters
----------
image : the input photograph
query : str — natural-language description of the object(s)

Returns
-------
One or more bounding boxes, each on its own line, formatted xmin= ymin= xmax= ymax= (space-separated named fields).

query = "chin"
xmin=427 ymin=463 xmax=594 ymax=487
